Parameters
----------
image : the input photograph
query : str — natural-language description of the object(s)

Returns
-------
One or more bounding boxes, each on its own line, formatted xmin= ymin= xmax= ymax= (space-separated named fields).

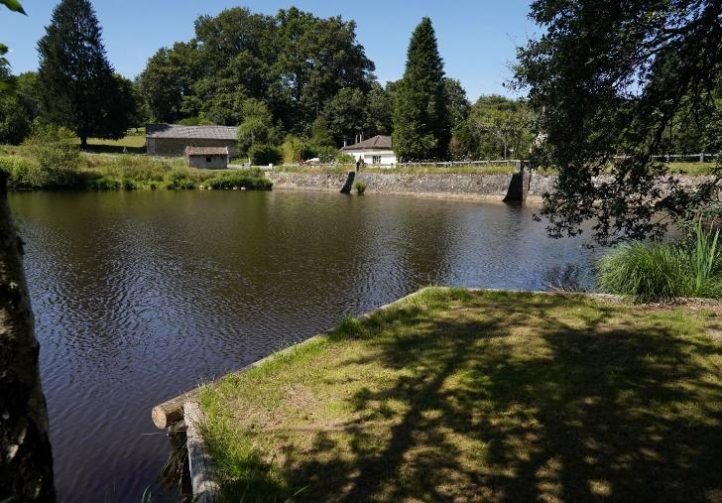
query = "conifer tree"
xmin=37 ymin=0 xmax=131 ymax=147
xmin=392 ymin=17 xmax=450 ymax=161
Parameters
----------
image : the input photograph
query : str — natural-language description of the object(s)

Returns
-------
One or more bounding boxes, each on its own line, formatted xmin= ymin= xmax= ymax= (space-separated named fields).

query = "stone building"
xmin=185 ymin=146 xmax=229 ymax=169
xmin=146 ymin=124 xmax=238 ymax=156
xmin=341 ymin=135 xmax=397 ymax=166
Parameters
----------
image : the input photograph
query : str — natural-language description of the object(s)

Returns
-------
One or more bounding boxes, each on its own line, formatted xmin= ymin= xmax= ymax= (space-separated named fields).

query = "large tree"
xmin=516 ymin=0 xmax=722 ymax=245
xmin=37 ymin=0 xmax=133 ymax=147
xmin=469 ymin=95 xmax=533 ymax=160
xmin=392 ymin=17 xmax=450 ymax=161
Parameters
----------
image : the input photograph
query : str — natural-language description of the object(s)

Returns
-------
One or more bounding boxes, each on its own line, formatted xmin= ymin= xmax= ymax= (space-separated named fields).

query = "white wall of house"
xmin=345 ymin=149 xmax=397 ymax=166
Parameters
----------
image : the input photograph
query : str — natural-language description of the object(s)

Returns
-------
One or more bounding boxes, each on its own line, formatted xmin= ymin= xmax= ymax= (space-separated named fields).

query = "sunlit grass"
xmin=201 ymin=287 xmax=722 ymax=502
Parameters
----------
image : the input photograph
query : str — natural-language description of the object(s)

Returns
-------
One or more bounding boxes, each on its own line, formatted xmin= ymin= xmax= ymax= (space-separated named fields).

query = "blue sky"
xmin=1 ymin=1 xmax=538 ymax=101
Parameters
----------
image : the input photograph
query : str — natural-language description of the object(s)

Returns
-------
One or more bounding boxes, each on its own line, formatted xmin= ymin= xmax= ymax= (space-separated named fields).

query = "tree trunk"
xmin=80 ymin=136 xmax=87 ymax=149
xmin=0 ymin=171 xmax=56 ymax=502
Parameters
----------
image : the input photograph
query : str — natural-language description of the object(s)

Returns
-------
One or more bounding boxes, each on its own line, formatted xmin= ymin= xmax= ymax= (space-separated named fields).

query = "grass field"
xmin=200 ymin=287 xmax=722 ymax=502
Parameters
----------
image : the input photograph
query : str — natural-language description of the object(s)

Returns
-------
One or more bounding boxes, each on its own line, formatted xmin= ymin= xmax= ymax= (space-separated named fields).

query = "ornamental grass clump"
xmin=597 ymin=222 xmax=722 ymax=300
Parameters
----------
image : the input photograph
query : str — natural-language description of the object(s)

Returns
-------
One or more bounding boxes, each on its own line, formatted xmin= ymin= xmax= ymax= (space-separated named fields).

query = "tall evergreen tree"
xmin=37 ymin=0 xmax=132 ymax=147
xmin=392 ymin=17 xmax=450 ymax=161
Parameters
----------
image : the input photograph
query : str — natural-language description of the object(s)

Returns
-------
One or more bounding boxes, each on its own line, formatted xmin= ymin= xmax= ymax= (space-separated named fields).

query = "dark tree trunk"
xmin=80 ymin=135 xmax=88 ymax=149
xmin=0 ymin=171 xmax=56 ymax=502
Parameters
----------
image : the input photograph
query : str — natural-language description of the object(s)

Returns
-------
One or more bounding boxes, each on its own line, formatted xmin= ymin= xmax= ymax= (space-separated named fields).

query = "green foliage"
xmin=139 ymin=6 xmax=375 ymax=132
xmin=392 ymin=18 xmax=450 ymax=161
xmin=335 ymin=152 xmax=354 ymax=164
xmin=354 ymin=180 xmax=366 ymax=195
xmin=468 ymin=95 xmax=533 ymax=160
xmin=23 ymin=124 xmax=79 ymax=171
xmin=204 ymin=169 xmax=272 ymax=190
xmin=516 ymin=0 xmax=722 ymax=245
xmin=237 ymin=99 xmax=279 ymax=155
xmin=37 ymin=0 xmax=136 ymax=145
xmin=310 ymin=117 xmax=334 ymax=148
xmin=281 ymin=135 xmax=310 ymax=164
xmin=163 ymin=168 xmax=197 ymax=189
xmin=0 ymin=156 xmax=44 ymax=189
xmin=248 ymin=143 xmax=281 ymax=166
xmin=315 ymin=146 xmax=339 ymax=164
xmin=0 ymin=91 xmax=32 ymax=144
xmin=597 ymin=223 xmax=722 ymax=300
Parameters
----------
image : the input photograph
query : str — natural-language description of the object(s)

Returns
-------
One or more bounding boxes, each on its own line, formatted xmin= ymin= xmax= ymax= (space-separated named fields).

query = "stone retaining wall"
xmin=266 ymin=171 xmax=554 ymax=202
xmin=266 ymin=171 xmax=713 ymax=202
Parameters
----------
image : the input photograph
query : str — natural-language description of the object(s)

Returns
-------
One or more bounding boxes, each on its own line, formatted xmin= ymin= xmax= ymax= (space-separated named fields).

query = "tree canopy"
xmin=37 ymin=0 xmax=135 ymax=146
xmin=392 ymin=17 xmax=450 ymax=161
xmin=138 ymin=6 xmax=377 ymax=142
xmin=515 ymin=0 xmax=722 ymax=245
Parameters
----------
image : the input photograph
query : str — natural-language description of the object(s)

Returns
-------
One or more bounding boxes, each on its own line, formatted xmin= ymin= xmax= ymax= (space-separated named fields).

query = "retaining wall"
xmin=266 ymin=171 xmax=552 ymax=202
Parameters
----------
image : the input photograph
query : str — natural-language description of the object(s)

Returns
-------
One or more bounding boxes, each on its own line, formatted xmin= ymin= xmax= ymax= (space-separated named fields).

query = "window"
xmin=372 ymin=155 xmax=381 ymax=165
xmin=206 ymin=156 xmax=212 ymax=163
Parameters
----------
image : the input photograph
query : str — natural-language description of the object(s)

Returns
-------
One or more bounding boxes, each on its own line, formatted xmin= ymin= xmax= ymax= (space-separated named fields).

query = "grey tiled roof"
xmin=341 ymin=135 xmax=392 ymax=151
xmin=146 ymin=124 xmax=238 ymax=140
xmin=185 ymin=146 xmax=229 ymax=156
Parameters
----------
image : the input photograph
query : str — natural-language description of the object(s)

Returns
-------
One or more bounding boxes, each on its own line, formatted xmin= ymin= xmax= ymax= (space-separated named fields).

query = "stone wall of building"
xmin=147 ymin=137 xmax=238 ymax=157
xmin=188 ymin=155 xmax=228 ymax=169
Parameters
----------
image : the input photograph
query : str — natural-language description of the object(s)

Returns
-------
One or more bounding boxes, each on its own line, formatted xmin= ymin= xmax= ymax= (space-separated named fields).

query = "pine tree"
xmin=392 ymin=17 xmax=450 ymax=161
xmin=37 ymin=0 xmax=131 ymax=147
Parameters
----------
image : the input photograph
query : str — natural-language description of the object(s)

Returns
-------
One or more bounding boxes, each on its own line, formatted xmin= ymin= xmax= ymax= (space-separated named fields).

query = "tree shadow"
xmin=277 ymin=291 xmax=722 ymax=502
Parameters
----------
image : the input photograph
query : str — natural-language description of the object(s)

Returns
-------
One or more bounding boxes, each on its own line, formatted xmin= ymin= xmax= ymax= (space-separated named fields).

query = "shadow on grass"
xmin=215 ymin=290 xmax=722 ymax=502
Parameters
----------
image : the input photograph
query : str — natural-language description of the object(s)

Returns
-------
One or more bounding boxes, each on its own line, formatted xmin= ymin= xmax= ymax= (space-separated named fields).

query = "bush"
xmin=336 ymin=153 xmax=354 ymax=164
xmin=313 ymin=145 xmax=338 ymax=164
xmin=204 ymin=169 xmax=272 ymax=190
xmin=164 ymin=168 xmax=196 ymax=190
xmin=0 ymin=156 xmax=44 ymax=189
xmin=354 ymin=180 xmax=366 ymax=195
xmin=23 ymin=124 xmax=80 ymax=170
xmin=249 ymin=144 xmax=281 ymax=166
xmin=597 ymin=222 xmax=722 ymax=300
xmin=281 ymin=135 xmax=313 ymax=164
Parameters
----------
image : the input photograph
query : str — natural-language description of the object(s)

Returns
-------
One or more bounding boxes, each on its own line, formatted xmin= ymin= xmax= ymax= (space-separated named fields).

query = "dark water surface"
xmin=9 ymin=190 xmax=598 ymax=502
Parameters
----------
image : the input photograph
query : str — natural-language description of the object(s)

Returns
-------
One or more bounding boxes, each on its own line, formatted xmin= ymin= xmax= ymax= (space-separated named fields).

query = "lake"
xmin=9 ymin=190 xmax=598 ymax=502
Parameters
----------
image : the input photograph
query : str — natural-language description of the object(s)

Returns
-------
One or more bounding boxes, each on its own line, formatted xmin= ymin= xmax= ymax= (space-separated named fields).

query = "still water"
xmin=10 ymin=190 xmax=598 ymax=502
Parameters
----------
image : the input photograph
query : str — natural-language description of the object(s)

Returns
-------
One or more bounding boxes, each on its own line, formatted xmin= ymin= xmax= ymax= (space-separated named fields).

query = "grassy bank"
xmin=200 ymin=287 xmax=722 ymax=502
xmin=0 ymin=150 xmax=271 ymax=192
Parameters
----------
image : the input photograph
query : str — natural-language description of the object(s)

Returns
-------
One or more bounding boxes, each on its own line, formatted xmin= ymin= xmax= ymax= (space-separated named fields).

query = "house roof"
xmin=185 ymin=146 xmax=229 ymax=156
xmin=341 ymin=135 xmax=392 ymax=151
xmin=147 ymin=124 xmax=237 ymax=140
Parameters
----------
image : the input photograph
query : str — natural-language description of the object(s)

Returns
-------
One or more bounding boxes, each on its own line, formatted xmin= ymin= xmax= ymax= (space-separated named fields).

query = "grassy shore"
xmin=200 ymin=287 xmax=722 ymax=502
xmin=0 ymin=149 xmax=272 ymax=191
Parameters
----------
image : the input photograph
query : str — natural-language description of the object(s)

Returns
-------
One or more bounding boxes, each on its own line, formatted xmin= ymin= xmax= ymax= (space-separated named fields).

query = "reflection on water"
xmin=10 ymin=190 xmax=598 ymax=502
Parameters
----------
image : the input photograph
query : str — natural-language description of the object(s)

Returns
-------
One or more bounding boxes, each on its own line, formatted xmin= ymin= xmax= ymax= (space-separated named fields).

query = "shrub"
xmin=0 ymin=156 xmax=44 ymax=189
xmin=23 ymin=124 xmax=80 ymax=170
xmin=336 ymin=153 xmax=354 ymax=164
xmin=354 ymin=180 xmax=366 ymax=195
xmin=597 ymin=223 xmax=722 ymax=300
xmin=281 ymin=135 xmax=312 ymax=164
xmin=204 ymin=170 xmax=272 ymax=190
xmin=164 ymin=168 xmax=196 ymax=190
xmin=312 ymin=145 xmax=338 ymax=164
xmin=249 ymin=144 xmax=281 ymax=166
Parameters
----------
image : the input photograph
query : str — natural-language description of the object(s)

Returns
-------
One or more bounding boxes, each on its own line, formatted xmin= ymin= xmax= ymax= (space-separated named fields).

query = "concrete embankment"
xmin=266 ymin=171 xmax=555 ymax=202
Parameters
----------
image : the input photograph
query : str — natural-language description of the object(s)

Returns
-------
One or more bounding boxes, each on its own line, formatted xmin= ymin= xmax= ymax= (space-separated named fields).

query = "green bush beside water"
xmin=203 ymin=169 xmax=273 ymax=190
xmin=597 ymin=222 xmax=722 ymax=300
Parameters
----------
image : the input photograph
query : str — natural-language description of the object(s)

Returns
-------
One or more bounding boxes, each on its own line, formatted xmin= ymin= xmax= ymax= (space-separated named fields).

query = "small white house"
xmin=340 ymin=135 xmax=397 ymax=166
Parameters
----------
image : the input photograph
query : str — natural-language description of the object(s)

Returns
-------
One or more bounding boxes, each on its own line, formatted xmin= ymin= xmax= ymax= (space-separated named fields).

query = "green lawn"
xmin=200 ymin=288 xmax=722 ymax=502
